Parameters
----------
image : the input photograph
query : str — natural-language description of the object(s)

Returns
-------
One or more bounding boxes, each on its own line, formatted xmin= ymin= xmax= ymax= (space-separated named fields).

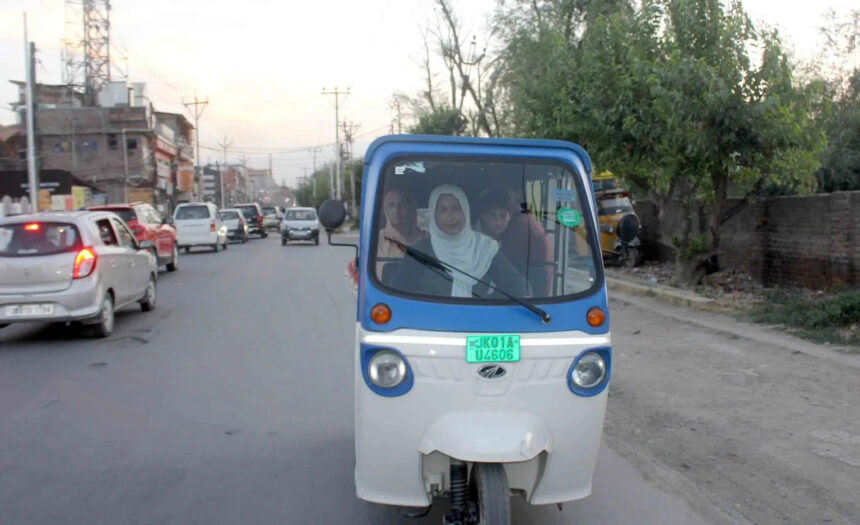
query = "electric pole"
xmin=24 ymin=14 xmax=38 ymax=212
xmin=217 ymin=134 xmax=232 ymax=208
xmin=183 ymin=92 xmax=208 ymax=202
xmin=321 ymin=86 xmax=349 ymax=201
xmin=341 ymin=120 xmax=360 ymax=216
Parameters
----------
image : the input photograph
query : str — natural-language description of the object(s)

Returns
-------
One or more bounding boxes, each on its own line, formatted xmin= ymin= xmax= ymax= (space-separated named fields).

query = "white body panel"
xmin=173 ymin=203 xmax=226 ymax=248
xmin=354 ymin=325 xmax=609 ymax=507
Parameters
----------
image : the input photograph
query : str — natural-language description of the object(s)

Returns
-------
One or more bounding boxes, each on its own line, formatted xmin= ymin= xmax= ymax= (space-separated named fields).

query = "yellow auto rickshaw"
xmin=592 ymin=172 xmax=642 ymax=267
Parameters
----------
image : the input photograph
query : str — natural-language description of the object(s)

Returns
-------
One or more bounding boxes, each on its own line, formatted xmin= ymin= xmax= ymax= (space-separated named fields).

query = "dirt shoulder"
xmin=606 ymin=291 xmax=860 ymax=525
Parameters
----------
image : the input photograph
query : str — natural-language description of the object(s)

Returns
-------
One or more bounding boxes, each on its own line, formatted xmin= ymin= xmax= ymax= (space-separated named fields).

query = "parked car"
xmin=0 ymin=211 xmax=158 ymax=337
xmin=261 ymin=206 xmax=282 ymax=232
xmin=219 ymin=208 xmax=248 ymax=243
xmin=88 ymin=202 xmax=178 ymax=272
xmin=173 ymin=202 xmax=228 ymax=253
xmin=281 ymin=207 xmax=320 ymax=245
xmin=235 ymin=203 xmax=267 ymax=238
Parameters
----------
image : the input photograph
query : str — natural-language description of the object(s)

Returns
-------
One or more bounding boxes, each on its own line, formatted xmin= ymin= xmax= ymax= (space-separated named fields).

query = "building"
xmin=247 ymin=167 xmax=274 ymax=203
xmin=0 ymin=124 xmax=25 ymax=171
xmin=7 ymin=80 xmax=194 ymax=213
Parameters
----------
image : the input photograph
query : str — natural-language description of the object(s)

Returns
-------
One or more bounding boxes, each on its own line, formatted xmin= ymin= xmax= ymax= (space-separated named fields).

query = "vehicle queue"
xmin=0 ymin=200 xmax=320 ymax=338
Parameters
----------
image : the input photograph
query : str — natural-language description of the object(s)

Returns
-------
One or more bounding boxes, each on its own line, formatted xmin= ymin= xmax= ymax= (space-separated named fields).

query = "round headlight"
xmin=368 ymin=351 xmax=407 ymax=388
xmin=571 ymin=352 xmax=606 ymax=389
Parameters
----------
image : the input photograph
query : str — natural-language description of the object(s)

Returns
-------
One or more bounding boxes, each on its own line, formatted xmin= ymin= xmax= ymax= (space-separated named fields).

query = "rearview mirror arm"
xmin=326 ymin=229 xmax=358 ymax=259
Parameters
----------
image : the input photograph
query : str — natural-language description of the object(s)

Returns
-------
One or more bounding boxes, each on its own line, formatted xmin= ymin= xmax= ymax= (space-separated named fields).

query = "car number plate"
xmin=465 ymin=334 xmax=521 ymax=363
xmin=6 ymin=304 xmax=54 ymax=317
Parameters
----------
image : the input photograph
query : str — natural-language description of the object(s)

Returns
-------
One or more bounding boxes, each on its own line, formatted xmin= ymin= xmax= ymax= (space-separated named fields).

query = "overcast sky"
xmin=0 ymin=0 xmax=855 ymax=185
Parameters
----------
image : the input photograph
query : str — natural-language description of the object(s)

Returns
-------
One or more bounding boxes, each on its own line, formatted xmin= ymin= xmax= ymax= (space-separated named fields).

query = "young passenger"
xmin=376 ymin=188 xmax=428 ymax=277
xmin=392 ymin=185 xmax=525 ymax=298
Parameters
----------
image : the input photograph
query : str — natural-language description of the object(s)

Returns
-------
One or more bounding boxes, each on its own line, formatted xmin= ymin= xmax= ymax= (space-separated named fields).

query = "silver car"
xmin=0 ymin=211 xmax=158 ymax=338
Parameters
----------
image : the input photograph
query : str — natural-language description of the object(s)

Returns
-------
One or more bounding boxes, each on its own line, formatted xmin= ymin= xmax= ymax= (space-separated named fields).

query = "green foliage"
xmin=751 ymin=288 xmax=860 ymax=346
xmin=494 ymin=0 xmax=824 ymax=269
xmin=409 ymin=106 xmax=467 ymax=136
xmin=818 ymin=71 xmax=860 ymax=191
xmin=671 ymin=234 xmax=709 ymax=260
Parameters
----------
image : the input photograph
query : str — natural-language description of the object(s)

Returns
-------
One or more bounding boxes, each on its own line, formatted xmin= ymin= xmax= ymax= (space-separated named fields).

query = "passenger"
xmin=481 ymin=185 xmax=554 ymax=296
xmin=376 ymin=188 xmax=428 ymax=278
xmin=392 ymin=184 xmax=526 ymax=298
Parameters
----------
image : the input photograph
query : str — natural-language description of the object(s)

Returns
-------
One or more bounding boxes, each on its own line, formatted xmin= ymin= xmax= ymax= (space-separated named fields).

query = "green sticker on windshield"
xmin=556 ymin=207 xmax=582 ymax=228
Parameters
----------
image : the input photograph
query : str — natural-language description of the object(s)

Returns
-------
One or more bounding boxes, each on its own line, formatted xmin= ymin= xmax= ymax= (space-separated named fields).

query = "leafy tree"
xmin=409 ymin=106 xmax=468 ymax=135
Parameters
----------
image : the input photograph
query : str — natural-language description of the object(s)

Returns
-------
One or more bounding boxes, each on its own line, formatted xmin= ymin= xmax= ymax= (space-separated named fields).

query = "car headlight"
xmin=368 ymin=350 xmax=407 ymax=388
xmin=571 ymin=351 xmax=606 ymax=389
xmin=600 ymin=223 xmax=615 ymax=234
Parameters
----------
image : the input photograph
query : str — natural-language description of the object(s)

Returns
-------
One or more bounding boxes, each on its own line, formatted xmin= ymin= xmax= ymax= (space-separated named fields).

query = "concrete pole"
xmin=24 ymin=14 xmax=38 ymax=211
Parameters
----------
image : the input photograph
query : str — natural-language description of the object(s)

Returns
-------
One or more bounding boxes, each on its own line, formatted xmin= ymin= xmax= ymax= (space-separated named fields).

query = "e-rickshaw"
xmin=319 ymin=135 xmax=611 ymax=525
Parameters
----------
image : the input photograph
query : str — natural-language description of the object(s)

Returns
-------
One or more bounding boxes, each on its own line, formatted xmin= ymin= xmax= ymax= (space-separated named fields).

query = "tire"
xmin=140 ymin=275 xmax=156 ymax=312
xmin=223 ymin=239 xmax=228 ymax=250
xmin=213 ymin=242 xmax=220 ymax=253
xmin=281 ymin=237 xmax=287 ymax=246
xmin=183 ymin=246 xmax=191 ymax=254
xmin=166 ymin=244 xmax=179 ymax=272
xmin=623 ymin=247 xmax=641 ymax=268
xmin=314 ymin=236 xmax=319 ymax=246
xmin=0 ymin=323 xmax=9 ymax=329
xmin=91 ymin=293 xmax=115 ymax=338
xmin=242 ymin=233 xmax=248 ymax=244
xmin=261 ymin=231 xmax=268 ymax=239
xmin=468 ymin=463 xmax=510 ymax=525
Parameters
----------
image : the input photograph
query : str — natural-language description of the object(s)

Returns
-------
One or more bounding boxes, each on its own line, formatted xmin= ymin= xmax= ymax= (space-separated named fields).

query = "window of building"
xmin=108 ymin=134 xmax=118 ymax=150
xmin=126 ymin=138 xmax=138 ymax=151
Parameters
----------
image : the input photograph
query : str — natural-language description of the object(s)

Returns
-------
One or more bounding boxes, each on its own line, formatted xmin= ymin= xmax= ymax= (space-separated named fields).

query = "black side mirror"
xmin=318 ymin=199 xmax=346 ymax=232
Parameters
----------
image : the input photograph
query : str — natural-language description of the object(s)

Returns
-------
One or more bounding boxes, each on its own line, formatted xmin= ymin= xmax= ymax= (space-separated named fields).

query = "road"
xmin=0 ymin=235 xmax=712 ymax=525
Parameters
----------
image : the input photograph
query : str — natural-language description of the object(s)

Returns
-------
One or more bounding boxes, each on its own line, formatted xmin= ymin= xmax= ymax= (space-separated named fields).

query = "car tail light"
xmin=24 ymin=223 xmax=40 ymax=231
xmin=210 ymin=221 xmax=216 ymax=232
xmin=257 ymin=214 xmax=262 ymax=224
xmin=73 ymin=247 xmax=97 ymax=279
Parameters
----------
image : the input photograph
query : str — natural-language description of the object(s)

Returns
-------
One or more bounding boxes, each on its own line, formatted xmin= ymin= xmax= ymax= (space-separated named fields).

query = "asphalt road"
xmin=0 ymin=234 xmax=711 ymax=525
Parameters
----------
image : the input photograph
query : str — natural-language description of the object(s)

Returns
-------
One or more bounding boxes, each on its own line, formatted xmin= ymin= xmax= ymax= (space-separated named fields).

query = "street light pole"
xmin=23 ymin=14 xmax=38 ymax=212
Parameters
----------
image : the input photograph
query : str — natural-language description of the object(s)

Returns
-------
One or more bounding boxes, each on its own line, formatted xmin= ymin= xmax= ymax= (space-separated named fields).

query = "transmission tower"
xmin=62 ymin=0 xmax=111 ymax=103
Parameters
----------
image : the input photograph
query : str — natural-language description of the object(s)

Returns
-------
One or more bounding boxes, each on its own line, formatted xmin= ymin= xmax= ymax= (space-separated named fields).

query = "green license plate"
xmin=465 ymin=334 xmax=521 ymax=363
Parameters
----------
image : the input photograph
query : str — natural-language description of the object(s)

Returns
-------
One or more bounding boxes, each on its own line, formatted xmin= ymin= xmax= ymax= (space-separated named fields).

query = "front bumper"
xmin=0 ymin=276 xmax=104 ymax=324
xmin=283 ymin=229 xmax=319 ymax=240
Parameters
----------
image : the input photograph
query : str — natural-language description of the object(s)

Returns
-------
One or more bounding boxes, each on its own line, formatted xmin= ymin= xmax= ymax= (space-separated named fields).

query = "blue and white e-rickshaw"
xmin=320 ymin=135 xmax=610 ymax=525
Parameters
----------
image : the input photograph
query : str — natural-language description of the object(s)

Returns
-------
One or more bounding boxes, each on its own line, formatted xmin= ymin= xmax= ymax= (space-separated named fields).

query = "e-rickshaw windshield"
xmin=369 ymin=157 xmax=601 ymax=304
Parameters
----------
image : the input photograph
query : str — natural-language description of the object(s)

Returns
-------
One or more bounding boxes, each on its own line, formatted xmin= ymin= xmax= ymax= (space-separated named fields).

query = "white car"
xmin=173 ymin=202 xmax=228 ymax=253
xmin=0 ymin=211 xmax=158 ymax=337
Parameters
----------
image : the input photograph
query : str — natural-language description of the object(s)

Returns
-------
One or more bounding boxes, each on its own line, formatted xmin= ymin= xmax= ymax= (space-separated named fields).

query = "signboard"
xmin=108 ymin=107 xmax=147 ymax=123
xmin=128 ymin=188 xmax=154 ymax=204
xmin=177 ymin=162 xmax=195 ymax=192
xmin=72 ymin=186 xmax=91 ymax=210
xmin=39 ymin=189 xmax=51 ymax=212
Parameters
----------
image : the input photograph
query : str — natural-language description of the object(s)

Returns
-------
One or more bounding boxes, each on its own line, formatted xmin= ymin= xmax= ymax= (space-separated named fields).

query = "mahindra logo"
xmin=477 ymin=364 xmax=507 ymax=380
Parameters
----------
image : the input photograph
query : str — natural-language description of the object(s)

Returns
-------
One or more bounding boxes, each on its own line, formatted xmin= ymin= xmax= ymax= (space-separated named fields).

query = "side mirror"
xmin=318 ymin=199 xmax=346 ymax=232
xmin=164 ymin=217 xmax=175 ymax=226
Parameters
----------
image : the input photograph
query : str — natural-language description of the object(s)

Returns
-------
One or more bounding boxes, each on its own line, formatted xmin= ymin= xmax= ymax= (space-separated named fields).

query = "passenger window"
xmin=95 ymin=219 xmax=118 ymax=246
xmin=111 ymin=218 xmax=136 ymax=249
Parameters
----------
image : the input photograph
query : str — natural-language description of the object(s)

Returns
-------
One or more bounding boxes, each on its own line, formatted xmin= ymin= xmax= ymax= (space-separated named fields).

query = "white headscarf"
xmin=428 ymin=185 xmax=499 ymax=297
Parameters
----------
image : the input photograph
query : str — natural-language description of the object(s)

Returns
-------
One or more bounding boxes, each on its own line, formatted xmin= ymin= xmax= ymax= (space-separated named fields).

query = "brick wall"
xmin=635 ymin=191 xmax=860 ymax=289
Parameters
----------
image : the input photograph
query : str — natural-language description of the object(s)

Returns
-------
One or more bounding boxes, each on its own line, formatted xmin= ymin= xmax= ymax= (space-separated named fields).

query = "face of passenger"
xmin=480 ymin=208 xmax=511 ymax=238
xmin=384 ymin=191 xmax=412 ymax=232
xmin=435 ymin=194 xmax=466 ymax=235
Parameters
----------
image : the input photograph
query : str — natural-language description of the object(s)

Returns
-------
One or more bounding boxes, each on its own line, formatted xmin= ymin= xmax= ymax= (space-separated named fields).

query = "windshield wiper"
xmin=385 ymin=236 xmax=551 ymax=324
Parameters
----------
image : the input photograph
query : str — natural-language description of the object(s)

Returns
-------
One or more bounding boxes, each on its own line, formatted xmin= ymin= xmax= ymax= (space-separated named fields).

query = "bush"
xmin=751 ymin=289 xmax=860 ymax=329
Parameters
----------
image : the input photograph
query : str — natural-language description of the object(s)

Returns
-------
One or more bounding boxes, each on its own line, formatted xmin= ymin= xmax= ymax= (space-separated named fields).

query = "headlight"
xmin=368 ymin=351 xmax=407 ymax=388
xmin=571 ymin=352 xmax=606 ymax=388
xmin=600 ymin=223 xmax=615 ymax=234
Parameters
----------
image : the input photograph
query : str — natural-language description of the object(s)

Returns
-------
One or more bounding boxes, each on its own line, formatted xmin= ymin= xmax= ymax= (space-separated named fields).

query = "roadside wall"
xmin=635 ymin=191 xmax=860 ymax=289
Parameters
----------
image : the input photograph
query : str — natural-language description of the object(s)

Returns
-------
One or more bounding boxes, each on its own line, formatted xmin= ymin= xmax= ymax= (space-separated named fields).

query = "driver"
xmin=391 ymin=184 xmax=525 ymax=298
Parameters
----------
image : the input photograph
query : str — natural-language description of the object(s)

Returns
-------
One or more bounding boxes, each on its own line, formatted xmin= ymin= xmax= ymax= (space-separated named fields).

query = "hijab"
xmin=428 ymin=185 xmax=499 ymax=297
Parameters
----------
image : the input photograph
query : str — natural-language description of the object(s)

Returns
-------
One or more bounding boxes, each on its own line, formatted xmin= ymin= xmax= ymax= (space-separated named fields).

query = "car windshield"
xmin=371 ymin=158 xmax=600 ymax=302
xmin=97 ymin=208 xmax=136 ymax=223
xmin=0 ymin=222 xmax=82 ymax=257
xmin=261 ymin=207 xmax=277 ymax=216
xmin=220 ymin=211 xmax=239 ymax=220
xmin=237 ymin=207 xmax=258 ymax=219
xmin=175 ymin=205 xmax=211 ymax=220
xmin=598 ymin=197 xmax=634 ymax=215
xmin=285 ymin=210 xmax=316 ymax=220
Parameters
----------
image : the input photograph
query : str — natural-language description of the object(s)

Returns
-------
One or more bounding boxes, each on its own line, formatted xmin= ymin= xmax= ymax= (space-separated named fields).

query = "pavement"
xmin=0 ymin=235 xmax=715 ymax=525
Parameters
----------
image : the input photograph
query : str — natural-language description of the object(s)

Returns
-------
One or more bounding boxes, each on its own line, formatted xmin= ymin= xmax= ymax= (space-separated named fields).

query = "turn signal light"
xmin=73 ymin=247 xmax=97 ymax=279
xmin=370 ymin=303 xmax=392 ymax=325
xmin=586 ymin=307 xmax=605 ymax=327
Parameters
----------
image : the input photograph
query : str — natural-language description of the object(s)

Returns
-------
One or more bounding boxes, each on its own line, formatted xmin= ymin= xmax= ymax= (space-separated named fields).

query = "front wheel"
xmin=314 ymin=236 xmax=319 ymax=246
xmin=140 ymin=275 xmax=156 ymax=312
xmin=281 ymin=237 xmax=287 ymax=246
xmin=623 ymin=246 xmax=642 ymax=268
xmin=166 ymin=244 xmax=179 ymax=272
xmin=213 ymin=242 xmax=220 ymax=253
xmin=468 ymin=463 xmax=510 ymax=525
xmin=261 ymin=231 xmax=268 ymax=239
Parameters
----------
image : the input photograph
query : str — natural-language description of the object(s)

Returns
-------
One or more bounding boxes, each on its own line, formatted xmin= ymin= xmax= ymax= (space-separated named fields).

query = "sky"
xmin=0 ymin=0 xmax=856 ymax=186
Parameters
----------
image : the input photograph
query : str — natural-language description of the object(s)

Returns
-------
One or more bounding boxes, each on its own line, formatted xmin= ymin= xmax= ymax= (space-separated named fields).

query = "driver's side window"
xmin=111 ymin=218 xmax=136 ymax=249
